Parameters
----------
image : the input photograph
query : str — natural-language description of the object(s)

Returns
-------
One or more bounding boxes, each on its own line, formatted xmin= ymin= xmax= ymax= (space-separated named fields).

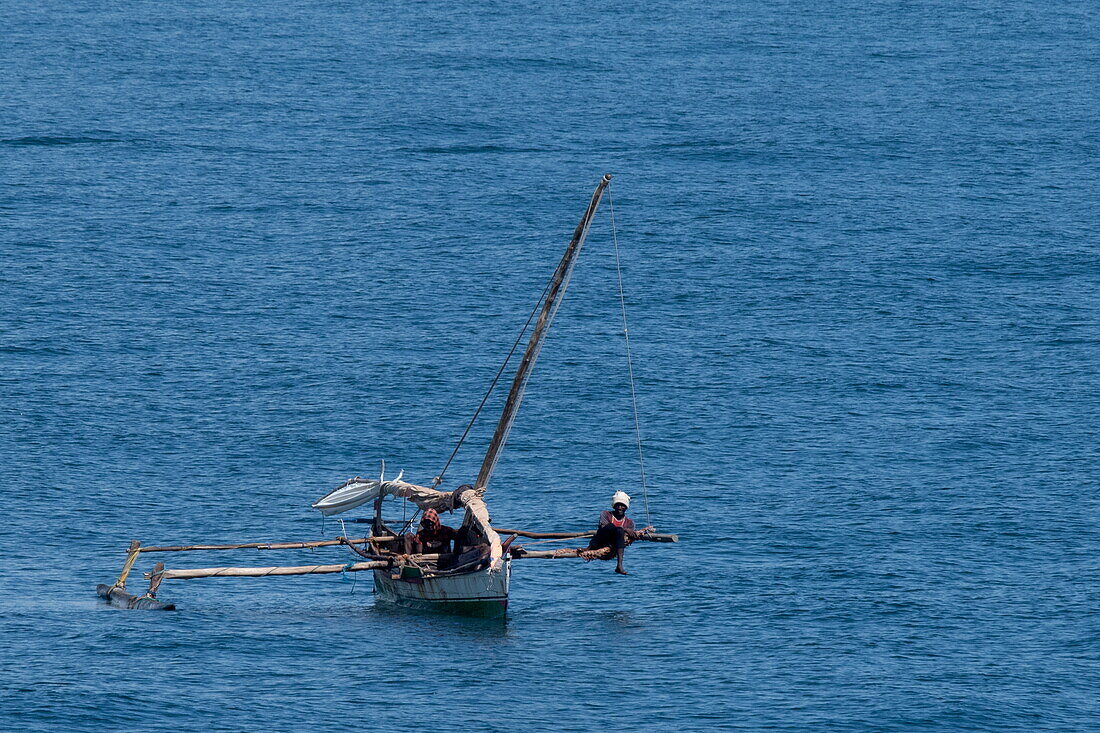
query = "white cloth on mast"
xmin=311 ymin=471 xmax=502 ymax=566
xmin=311 ymin=471 xmax=405 ymax=516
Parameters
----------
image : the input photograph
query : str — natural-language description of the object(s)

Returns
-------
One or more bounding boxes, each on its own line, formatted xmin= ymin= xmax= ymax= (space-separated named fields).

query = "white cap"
xmin=611 ymin=491 xmax=631 ymax=509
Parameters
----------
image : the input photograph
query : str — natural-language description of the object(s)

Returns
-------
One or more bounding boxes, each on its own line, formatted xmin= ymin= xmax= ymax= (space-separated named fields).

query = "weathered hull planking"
xmin=373 ymin=559 xmax=510 ymax=618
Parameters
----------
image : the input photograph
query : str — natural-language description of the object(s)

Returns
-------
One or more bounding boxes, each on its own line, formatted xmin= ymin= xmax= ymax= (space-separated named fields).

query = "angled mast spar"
xmin=475 ymin=173 xmax=613 ymax=490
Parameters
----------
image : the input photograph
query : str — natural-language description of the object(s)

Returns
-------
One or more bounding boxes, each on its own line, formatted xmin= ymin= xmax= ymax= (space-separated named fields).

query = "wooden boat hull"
xmin=373 ymin=559 xmax=510 ymax=618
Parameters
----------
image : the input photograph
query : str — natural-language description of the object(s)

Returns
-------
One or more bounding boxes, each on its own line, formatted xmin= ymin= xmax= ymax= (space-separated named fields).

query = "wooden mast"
xmin=475 ymin=174 xmax=612 ymax=490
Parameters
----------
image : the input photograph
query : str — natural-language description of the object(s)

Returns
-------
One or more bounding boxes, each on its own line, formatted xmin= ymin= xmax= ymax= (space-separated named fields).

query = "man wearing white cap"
xmin=586 ymin=491 xmax=650 ymax=575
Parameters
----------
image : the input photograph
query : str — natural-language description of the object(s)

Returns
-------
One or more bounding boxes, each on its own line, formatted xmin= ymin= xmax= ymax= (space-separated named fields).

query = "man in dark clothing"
xmin=587 ymin=491 xmax=651 ymax=575
xmin=403 ymin=508 xmax=457 ymax=555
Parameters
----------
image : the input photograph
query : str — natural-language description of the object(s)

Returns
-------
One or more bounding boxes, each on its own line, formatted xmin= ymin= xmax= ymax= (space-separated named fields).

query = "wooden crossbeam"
xmin=146 ymin=560 xmax=389 ymax=580
xmin=134 ymin=537 xmax=393 ymax=553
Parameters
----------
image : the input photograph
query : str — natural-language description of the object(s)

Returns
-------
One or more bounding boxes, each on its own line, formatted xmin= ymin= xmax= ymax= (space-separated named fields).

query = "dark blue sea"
xmin=3 ymin=1 xmax=1098 ymax=730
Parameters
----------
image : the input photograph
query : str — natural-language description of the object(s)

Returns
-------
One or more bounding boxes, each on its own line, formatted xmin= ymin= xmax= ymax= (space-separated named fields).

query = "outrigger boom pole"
xmin=95 ymin=525 xmax=677 ymax=610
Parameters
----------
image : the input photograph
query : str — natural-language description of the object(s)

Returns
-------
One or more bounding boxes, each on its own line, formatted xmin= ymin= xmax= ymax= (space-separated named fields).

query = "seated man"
xmin=446 ymin=505 xmax=493 ymax=571
xmin=586 ymin=491 xmax=651 ymax=575
xmin=403 ymin=508 xmax=457 ymax=555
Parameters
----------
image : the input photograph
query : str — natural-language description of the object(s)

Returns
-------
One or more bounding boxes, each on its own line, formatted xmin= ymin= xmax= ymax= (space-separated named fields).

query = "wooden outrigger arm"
xmin=493 ymin=528 xmax=677 ymax=542
xmin=96 ymin=524 xmax=677 ymax=610
xmin=121 ymin=536 xmax=382 ymax=553
xmin=95 ymin=540 xmax=175 ymax=611
xmin=146 ymin=560 xmax=389 ymax=580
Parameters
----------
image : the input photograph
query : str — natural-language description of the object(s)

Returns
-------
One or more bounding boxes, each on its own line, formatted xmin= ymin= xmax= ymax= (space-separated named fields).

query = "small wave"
xmin=0 ymin=344 xmax=72 ymax=355
xmin=2 ymin=136 xmax=123 ymax=147
xmin=206 ymin=203 xmax=275 ymax=213
xmin=408 ymin=144 xmax=551 ymax=155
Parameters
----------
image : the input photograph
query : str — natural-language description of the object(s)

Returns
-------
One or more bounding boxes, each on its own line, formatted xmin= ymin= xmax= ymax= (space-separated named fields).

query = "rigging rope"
xmin=608 ymin=183 xmax=652 ymax=527
xmin=423 ymin=183 xmax=652 ymax=530
xmin=431 ymin=276 xmax=554 ymax=489
xmin=397 ymin=507 xmax=423 ymax=539
xmin=399 ymin=276 xmax=556 ymax=539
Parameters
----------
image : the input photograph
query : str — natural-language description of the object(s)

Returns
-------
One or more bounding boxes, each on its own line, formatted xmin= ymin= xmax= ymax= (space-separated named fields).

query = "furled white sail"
xmin=312 ymin=473 xmax=502 ymax=566
xmin=311 ymin=471 xmax=404 ymax=516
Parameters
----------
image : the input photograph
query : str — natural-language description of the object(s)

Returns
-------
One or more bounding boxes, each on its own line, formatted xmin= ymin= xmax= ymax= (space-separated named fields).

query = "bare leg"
xmin=589 ymin=525 xmax=630 ymax=573
xmin=614 ymin=526 xmax=629 ymax=574
xmin=615 ymin=545 xmax=628 ymax=575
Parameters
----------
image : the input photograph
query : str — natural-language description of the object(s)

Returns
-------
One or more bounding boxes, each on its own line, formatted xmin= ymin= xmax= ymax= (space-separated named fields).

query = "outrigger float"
xmin=96 ymin=174 xmax=677 ymax=617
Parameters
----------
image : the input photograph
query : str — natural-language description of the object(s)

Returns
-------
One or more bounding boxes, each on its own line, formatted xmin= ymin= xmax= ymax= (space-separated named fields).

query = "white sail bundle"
xmin=312 ymin=472 xmax=502 ymax=565
xmin=310 ymin=471 xmax=405 ymax=516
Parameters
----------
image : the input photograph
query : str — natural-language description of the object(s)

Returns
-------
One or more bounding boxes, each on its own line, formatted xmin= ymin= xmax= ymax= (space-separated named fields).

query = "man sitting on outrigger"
xmin=585 ymin=491 xmax=652 ymax=575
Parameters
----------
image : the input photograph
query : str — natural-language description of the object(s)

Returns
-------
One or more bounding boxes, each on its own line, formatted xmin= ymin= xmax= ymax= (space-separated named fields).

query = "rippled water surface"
xmin=3 ymin=1 xmax=1099 ymax=730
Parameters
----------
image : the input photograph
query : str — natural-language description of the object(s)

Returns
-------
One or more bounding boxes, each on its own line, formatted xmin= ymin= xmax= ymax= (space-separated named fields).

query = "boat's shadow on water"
xmin=363 ymin=597 xmax=511 ymax=635
xmin=341 ymin=595 xmax=645 ymax=638
xmin=365 ymin=598 xmax=642 ymax=628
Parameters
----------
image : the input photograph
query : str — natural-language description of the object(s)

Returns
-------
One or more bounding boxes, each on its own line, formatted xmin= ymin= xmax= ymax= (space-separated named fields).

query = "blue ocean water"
xmin=3 ymin=0 xmax=1099 ymax=730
